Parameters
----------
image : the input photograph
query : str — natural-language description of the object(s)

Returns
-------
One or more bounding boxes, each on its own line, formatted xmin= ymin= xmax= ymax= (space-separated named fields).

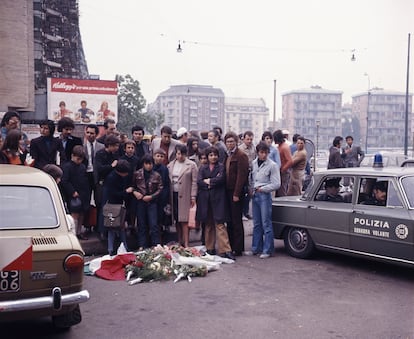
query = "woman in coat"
xmin=167 ymin=144 xmax=198 ymax=247
xmin=196 ymin=146 xmax=234 ymax=260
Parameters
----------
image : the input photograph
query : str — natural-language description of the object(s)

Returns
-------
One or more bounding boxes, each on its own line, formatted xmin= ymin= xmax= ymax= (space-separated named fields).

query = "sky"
xmin=79 ymin=0 xmax=414 ymax=120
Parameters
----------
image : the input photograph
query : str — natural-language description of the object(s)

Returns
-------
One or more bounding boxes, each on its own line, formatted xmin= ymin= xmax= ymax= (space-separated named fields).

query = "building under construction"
xmin=0 ymin=0 xmax=88 ymax=118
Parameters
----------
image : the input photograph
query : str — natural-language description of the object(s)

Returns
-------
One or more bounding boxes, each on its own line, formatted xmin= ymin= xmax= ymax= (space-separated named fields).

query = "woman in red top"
xmin=0 ymin=129 xmax=27 ymax=165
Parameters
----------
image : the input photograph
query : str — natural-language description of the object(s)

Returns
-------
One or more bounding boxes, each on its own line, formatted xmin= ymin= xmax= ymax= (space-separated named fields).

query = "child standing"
xmin=153 ymin=149 xmax=171 ymax=244
xmin=132 ymin=154 xmax=163 ymax=249
xmin=61 ymin=145 xmax=91 ymax=240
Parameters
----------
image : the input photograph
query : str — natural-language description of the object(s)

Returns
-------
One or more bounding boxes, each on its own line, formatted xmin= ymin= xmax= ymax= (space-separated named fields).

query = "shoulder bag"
xmin=103 ymin=202 xmax=126 ymax=229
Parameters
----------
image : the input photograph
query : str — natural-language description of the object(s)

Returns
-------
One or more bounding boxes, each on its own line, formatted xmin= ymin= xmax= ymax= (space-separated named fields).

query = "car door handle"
xmin=308 ymin=205 xmax=317 ymax=209
xmin=352 ymin=210 xmax=364 ymax=214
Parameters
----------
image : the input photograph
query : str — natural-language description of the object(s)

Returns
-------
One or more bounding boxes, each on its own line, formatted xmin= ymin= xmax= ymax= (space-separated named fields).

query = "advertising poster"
xmin=47 ymin=78 xmax=118 ymax=125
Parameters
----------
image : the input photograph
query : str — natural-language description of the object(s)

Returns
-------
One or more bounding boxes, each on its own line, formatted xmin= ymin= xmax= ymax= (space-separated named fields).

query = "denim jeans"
xmin=107 ymin=229 xmax=128 ymax=255
xmin=252 ymin=191 xmax=274 ymax=255
xmin=136 ymin=200 xmax=159 ymax=248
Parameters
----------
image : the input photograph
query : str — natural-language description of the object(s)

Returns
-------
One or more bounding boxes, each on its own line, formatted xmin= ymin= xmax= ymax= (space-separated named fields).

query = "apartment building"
xmin=150 ymin=85 xmax=225 ymax=132
xmin=0 ymin=0 xmax=88 ymax=118
xmin=282 ymin=86 xmax=343 ymax=150
xmin=224 ymin=97 xmax=269 ymax=141
xmin=0 ymin=0 xmax=35 ymax=112
xmin=352 ymin=88 xmax=413 ymax=151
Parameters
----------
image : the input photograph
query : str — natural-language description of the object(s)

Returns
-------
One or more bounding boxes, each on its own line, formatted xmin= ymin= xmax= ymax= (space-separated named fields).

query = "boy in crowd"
xmin=132 ymin=154 xmax=163 ymax=249
xmin=153 ymin=148 xmax=171 ymax=243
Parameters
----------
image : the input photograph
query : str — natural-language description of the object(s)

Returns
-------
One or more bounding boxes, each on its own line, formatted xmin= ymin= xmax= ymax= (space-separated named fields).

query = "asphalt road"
xmin=2 ymin=231 xmax=414 ymax=339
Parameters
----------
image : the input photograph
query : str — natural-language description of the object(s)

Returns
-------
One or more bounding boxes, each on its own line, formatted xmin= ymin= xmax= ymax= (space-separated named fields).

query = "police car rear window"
xmin=0 ymin=186 xmax=58 ymax=229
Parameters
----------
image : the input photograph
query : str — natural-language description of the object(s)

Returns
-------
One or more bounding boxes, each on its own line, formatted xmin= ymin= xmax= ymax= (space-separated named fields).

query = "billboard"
xmin=47 ymin=78 xmax=118 ymax=125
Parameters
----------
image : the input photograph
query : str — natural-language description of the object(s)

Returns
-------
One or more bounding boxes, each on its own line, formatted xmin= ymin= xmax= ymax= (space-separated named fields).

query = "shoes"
xmin=221 ymin=251 xmax=236 ymax=260
xmin=77 ymin=233 xmax=88 ymax=240
xmin=233 ymin=251 xmax=243 ymax=256
xmin=259 ymin=253 xmax=271 ymax=259
xmin=242 ymin=216 xmax=248 ymax=221
xmin=206 ymin=249 xmax=216 ymax=255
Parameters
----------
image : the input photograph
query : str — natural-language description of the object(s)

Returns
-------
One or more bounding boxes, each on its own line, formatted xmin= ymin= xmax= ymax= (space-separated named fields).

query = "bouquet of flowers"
xmin=125 ymin=245 xmax=210 ymax=285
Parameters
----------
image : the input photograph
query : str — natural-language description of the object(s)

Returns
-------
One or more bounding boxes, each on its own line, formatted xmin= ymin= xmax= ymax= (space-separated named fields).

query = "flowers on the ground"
xmin=125 ymin=245 xmax=209 ymax=284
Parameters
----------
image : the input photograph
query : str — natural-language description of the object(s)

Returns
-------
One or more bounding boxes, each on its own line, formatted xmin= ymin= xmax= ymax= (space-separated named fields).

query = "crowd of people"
xmin=1 ymin=111 xmax=316 ymax=259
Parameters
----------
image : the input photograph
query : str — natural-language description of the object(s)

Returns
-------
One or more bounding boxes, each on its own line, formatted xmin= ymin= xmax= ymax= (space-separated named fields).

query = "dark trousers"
xmin=136 ymin=200 xmax=159 ymax=248
xmin=226 ymin=189 xmax=245 ymax=254
xmin=83 ymin=172 xmax=95 ymax=229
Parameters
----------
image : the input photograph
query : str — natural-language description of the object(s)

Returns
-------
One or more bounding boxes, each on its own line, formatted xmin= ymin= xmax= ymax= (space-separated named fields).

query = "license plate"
xmin=0 ymin=270 xmax=20 ymax=292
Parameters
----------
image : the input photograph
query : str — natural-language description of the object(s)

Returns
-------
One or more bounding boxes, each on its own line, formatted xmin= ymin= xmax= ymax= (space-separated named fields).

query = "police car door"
xmin=307 ymin=176 xmax=353 ymax=250
xmin=351 ymin=177 xmax=413 ymax=264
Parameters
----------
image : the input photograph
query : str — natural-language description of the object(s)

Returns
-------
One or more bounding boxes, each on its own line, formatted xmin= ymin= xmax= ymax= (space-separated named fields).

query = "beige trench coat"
xmin=167 ymin=158 xmax=198 ymax=222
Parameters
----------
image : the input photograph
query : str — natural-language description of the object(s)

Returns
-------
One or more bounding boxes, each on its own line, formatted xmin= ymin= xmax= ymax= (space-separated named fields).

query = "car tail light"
xmin=64 ymin=253 xmax=84 ymax=272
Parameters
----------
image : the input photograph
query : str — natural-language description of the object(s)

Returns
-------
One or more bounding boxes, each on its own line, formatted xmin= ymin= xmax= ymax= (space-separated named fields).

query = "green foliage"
xmin=116 ymin=74 xmax=164 ymax=135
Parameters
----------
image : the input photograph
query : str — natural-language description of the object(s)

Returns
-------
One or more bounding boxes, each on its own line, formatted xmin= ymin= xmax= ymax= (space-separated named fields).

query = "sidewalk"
xmin=80 ymin=219 xmax=253 ymax=256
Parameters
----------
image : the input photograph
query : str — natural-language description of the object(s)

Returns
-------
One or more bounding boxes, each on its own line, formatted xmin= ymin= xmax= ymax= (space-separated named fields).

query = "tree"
xmin=116 ymin=74 xmax=164 ymax=135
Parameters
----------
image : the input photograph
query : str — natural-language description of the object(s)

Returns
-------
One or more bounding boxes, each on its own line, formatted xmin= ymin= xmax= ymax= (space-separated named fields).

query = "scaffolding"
xmin=33 ymin=0 xmax=89 ymax=91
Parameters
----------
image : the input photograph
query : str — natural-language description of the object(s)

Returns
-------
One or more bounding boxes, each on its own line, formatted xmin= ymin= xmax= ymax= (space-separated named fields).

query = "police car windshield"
xmin=401 ymin=176 xmax=414 ymax=208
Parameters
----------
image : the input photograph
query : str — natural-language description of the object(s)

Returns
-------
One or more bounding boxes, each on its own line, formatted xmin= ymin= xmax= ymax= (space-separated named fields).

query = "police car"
xmin=272 ymin=166 xmax=414 ymax=267
xmin=0 ymin=165 xmax=89 ymax=328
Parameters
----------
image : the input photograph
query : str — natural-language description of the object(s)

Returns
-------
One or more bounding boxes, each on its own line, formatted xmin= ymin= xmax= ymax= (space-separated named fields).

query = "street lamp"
xmin=364 ymin=73 xmax=370 ymax=154
xmin=315 ymin=120 xmax=320 ymax=171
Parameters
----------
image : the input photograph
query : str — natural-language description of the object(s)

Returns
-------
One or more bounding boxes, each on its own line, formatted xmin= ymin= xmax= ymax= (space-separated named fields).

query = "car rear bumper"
xmin=0 ymin=287 xmax=90 ymax=313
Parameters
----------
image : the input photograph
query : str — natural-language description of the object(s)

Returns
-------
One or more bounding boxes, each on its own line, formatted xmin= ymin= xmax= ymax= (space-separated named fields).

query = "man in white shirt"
xmin=83 ymin=124 xmax=104 ymax=232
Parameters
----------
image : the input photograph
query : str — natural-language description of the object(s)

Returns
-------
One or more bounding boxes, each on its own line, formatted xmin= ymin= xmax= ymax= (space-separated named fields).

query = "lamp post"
xmin=364 ymin=73 xmax=370 ymax=154
xmin=273 ymin=79 xmax=277 ymax=129
xmin=315 ymin=120 xmax=320 ymax=171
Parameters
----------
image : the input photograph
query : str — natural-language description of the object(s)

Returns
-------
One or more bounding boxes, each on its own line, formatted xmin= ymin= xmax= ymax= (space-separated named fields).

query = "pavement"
xmin=79 ymin=219 xmax=253 ymax=256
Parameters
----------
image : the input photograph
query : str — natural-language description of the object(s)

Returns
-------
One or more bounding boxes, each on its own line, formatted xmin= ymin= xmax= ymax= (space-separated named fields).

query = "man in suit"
xmin=57 ymin=117 xmax=82 ymax=164
xmin=224 ymin=131 xmax=249 ymax=256
xmin=343 ymin=135 xmax=365 ymax=167
xmin=83 ymin=124 xmax=104 ymax=232
xmin=151 ymin=125 xmax=179 ymax=165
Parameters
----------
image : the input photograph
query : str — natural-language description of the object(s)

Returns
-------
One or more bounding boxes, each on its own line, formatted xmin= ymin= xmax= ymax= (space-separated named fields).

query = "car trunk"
xmin=0 ymin=233 xmax=83 ymax=301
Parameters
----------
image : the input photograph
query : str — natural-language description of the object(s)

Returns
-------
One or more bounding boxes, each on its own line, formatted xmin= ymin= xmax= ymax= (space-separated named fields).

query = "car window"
xmin=357 ymin=178 xmax=399 ymax=207
xmin=314 ymin=176 xmax=353 ymax=203
xmin=387 ymin=181 xmax=403 ymax=207
xmin=302 ymin=175 xmax=315 ymax=199
xmin=357 ymin=178 xmax=376 ymax=204
xmin=401 ymin=176 xmax=414 ymax=208
xmin=0 ymin=186 xmax=58 ymax=229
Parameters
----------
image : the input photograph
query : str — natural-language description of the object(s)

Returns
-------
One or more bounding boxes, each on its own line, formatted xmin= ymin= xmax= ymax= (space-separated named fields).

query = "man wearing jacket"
xmin=224 ymin=132 xmax=249 ymax=256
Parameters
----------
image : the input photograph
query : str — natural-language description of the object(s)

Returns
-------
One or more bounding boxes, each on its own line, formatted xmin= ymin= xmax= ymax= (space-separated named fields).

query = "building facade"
xmin=224 ymin=97 xmax=269 ymax=141
xmin=150 ymin=85 xmax=225 ymax=133
xmin=0 ymin=0 xmax=88 ymax=118
xmin=0 ymin=0 xmax=35 ymax=112
xmin=352 ymin=88 xmax=413 ymax=152
xmin=282 ymin=86 xmax=343 ymax=150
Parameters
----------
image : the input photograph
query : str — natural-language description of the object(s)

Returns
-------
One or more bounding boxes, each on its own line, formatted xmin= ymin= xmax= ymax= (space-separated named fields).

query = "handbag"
xmin=69 ymin=197 xmax=83 ymax=213
xmin=188 ymin=203 xmax=197 ymax=229
xmin=103 ymin=202 xmax=126 ymax=228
